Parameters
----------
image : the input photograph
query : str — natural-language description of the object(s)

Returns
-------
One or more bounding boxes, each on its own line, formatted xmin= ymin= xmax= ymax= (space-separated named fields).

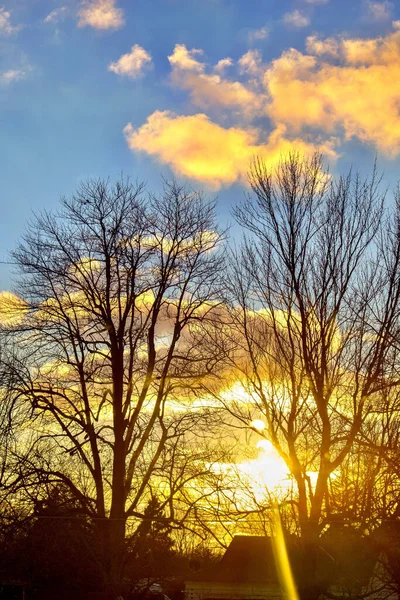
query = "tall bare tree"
xmin=221 ymin=153 xmax=400 ymax=600
xmin=0 ymin=177 xmax=225 ymax=596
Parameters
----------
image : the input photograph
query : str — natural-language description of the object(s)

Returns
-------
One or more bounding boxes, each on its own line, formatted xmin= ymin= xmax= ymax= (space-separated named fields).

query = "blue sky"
xmin=0 ymin=0 xmax=400 ymax=289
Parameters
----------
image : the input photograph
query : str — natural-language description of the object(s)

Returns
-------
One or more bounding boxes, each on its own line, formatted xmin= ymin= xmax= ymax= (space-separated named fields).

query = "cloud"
xmin=238 ymin=49 xmax=262 ymax=75
xmin=393 ymin=20 xmax=400 ymax=29
xmin=168 ymin=44 xmax=264 ymax=116
xmin=264 ymin=30 xmax=400 ymax=154
xmin=303 ymin=0 xmax=328 ymax=4
xmin=77 ymin=0 xmax=124 ymax=30
xmin=305 ymin=35 xmax=340 ymax=57
xmin=108 ymin=44 xmax=152 ymax=78
xmin=124 ymin=111 xmax=337 ymax=189
xmin=174 ymin=72 xmax=261 ymax=115
xmin=125 ymin=28 xmax=400 ymax=188
xmin=0 ymin=7 xmax=20 ymax=34
xmin=0 ymin=292 xmax=27 ymax=326
xmin=367 ymin=1 xmax=393 ymax=21
xmin=214 ymin=57 xmax=233 ymax=74
xmin=44 ymin=7 xmax=67 ymax=24
xmin=248 ymin=26 xmax=269 ymax=43
xmin=283 ymin=10 xmax=310 ymax=28
xmin=0 ymin=69 xmax=28 ymax=85
xmin=168 ymin=44 xmax=204 ymax=72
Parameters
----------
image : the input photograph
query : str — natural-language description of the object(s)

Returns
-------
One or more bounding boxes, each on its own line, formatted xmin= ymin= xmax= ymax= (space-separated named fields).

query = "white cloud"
xmin=44 ymin=7 xmax=67 ymax=24
xmin=393 ymin=20 xmax=400 ymax=29
xmin=0 ymin=7 xmax=20 ymax=34
xmin=214 ymin=57 xmax=233 ymax=74
xmin=77 ymin=0 xmax=124 ymax=30
xmin=238 ymin=49 xmax=262 ymax=75
xmin=367 ymin=1 xmax=393 ymax=21
xmin=0 ymin=69 xmax=27 ymax=85
xmin=108 ymin=44 xmax=152 ymax=78
xmin=248 ymin=26 xmax=269 ymax=43
xmin=283 ymin=10 xmax=310 ymax=28
xmin=303 ymin=0 xmax=328 ymax=4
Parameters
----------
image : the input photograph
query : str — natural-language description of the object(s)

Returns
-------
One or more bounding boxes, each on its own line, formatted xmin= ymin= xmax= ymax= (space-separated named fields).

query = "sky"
xmin=0 ymin=0 xmax=400 ymax=289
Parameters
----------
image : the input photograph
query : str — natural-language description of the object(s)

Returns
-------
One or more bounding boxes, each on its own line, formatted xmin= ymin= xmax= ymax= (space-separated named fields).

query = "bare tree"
xmin=0 ymin=177 xmax=226 ymax=596
xmin=220 ymin=153 xmax=400 ymax=600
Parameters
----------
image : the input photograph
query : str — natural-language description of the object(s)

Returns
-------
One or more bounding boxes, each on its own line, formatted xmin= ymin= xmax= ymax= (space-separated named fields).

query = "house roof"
xmin=186 ymin=532 xmax=379 ymax=590
xmin=187 ymin=536 xmax=279 ymax=585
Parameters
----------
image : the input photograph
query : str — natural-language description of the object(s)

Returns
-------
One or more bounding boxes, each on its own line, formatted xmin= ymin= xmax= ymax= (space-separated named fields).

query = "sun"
xmin=238 ymin=440 xmax=290 ymax=502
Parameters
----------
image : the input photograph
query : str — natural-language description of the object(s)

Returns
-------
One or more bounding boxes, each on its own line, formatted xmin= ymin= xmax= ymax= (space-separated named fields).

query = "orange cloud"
xmin=77 ymin=0 xmax=124 ymax=30
xmin=124 ymin=111 xmax=337 ymax=189
xmin=265 ymin=31 xmax=400 ymax=154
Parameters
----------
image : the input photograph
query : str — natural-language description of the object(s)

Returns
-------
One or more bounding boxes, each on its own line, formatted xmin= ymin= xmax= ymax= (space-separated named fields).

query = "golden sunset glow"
xmin=250 ymin=419 xmax=266 ymax=432
xmin=124 ymin=113 xmax=337 ymax=189
xmin=0 ymin=291 xmax=27 ymax=326
xmin=240 ymin=441 xmax=289 ymax=500
xmin=271 ymin=506 xmax=299 ymax=600
xmin=1 ymin=3 xmax=400 ymax=599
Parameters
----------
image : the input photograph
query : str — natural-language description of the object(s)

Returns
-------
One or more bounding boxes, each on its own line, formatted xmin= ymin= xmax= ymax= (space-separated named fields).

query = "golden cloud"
xmin=0 ymin=292 xmax=28 ymax=326
xmin=125 ymin=30 xmax=400 ymax=186
xmin=265 ymin=31 xmax=400 ymax=154
xmin=77 ymin=0 xmax=124 ymax=30
xmin=124 ymin=111 xmax=337 ymax=189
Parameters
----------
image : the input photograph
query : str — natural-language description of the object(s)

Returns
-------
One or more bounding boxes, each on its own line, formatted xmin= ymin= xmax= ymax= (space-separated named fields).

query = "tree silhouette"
xmin=219 ymin=153 xmax=400 ymax=600
xmin=0 ymin=177 xmax=225 ymax=597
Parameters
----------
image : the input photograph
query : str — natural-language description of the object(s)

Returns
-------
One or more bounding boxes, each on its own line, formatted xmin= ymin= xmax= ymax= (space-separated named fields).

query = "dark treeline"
xmin=1 ymin=154 xmax=400 ymax=600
